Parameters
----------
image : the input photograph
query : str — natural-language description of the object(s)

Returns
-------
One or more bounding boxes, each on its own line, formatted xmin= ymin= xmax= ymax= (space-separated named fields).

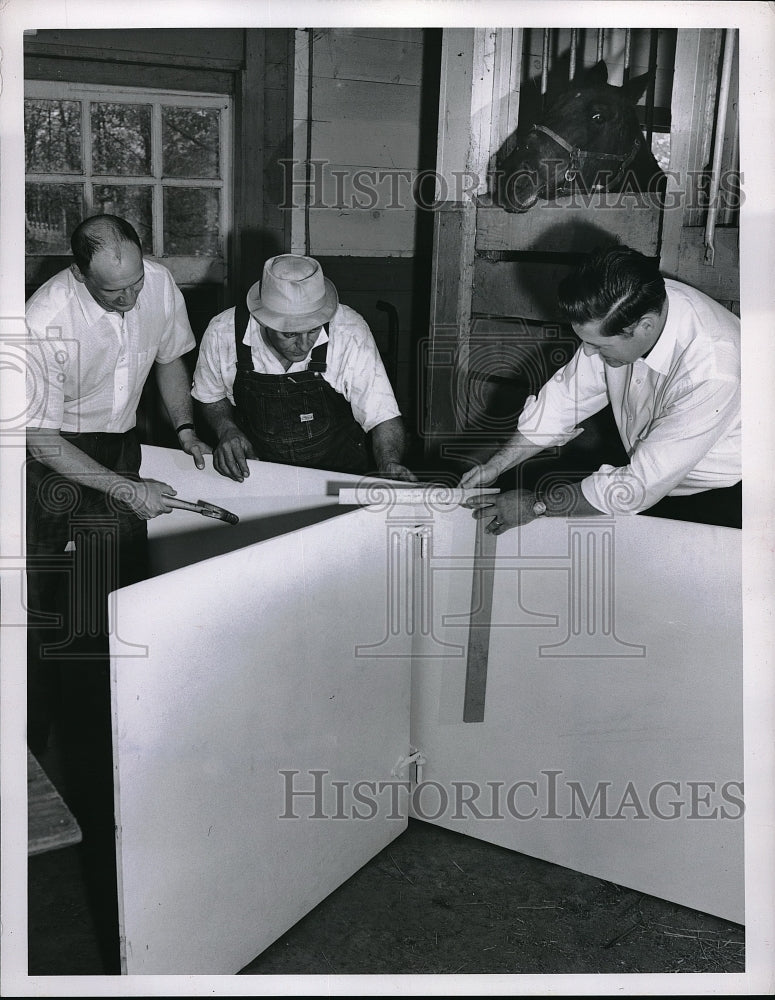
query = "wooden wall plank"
xmin=328 ymin=27 xmax=427 ymax=45
xmin=311 ymin=121 xmax=420 ymax=171
xmin=304 ymin=161 xmax=417 ymax=212
xmin=312 ymin=77 xmax=422 ymax=124
xmin=312 ymin=29 xmax=423 ymax=86
xmin=475 ymin=200 xmax=661 ymax=256
xmin=666 ymin=228 xmax=740 ymax=304
xmin=308 ymin=208 xmax=416 ymax=256
xmin=472 ymin=257 xmax=579 ymax=321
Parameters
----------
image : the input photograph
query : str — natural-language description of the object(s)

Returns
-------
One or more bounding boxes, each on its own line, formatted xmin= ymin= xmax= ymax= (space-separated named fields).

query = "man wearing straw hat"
xmin=192 ymin=254 xmax=417 ymax=482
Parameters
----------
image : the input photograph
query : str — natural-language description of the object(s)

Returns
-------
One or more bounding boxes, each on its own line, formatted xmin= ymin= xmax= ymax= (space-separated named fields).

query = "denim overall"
xmin=231 ymin=301 xmax=370 ymax=474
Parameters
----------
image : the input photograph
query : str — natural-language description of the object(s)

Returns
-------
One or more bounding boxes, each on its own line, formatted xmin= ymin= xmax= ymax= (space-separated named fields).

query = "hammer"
xmin=163 ymin=496 xmax=240 ymax=525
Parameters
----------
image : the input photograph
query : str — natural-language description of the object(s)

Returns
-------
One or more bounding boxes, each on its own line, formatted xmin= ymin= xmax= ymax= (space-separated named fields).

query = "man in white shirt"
xmin=192 ymin=253 xmax=416 ymax=482
xmin=460 ymin=245 xmax=741 ymax=532
xmin=25 ymin=213 xmax=210 ymax=971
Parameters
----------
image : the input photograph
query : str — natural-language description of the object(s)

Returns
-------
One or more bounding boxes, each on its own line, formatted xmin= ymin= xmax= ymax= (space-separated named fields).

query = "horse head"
xmin=495 ymin=60 xmax=665 ymax=213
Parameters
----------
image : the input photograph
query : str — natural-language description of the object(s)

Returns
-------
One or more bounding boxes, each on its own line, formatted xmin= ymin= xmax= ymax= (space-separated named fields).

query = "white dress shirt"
xmin=26 ymin=259 xmax=196 ymax=434
xmin=517 ymin=279 xmax=741 ymax=514
xmin=192 ymin=303 xmax=401 ymax=434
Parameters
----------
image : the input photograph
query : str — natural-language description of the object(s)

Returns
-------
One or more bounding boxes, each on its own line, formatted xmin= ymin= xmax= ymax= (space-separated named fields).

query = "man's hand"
xmin=463 ymin=489 xmax=540 ymax=535
xmin=115 ymin=478 xmax=178 ymax=520
xmin=177 ymin=428 xmax=212 ymax=471
xmin=380 ymin=461 xmax=419 ymax=483
xmin=459 ymin=461 xmax=500 ymax=490
xmin=213 ymin=428 xmax=257 ymax=482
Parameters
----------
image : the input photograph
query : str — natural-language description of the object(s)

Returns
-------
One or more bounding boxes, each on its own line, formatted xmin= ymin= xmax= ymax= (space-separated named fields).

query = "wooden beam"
xmin=24 ymin=35 xmax=244 ymax=72
xmin=24 ymin=54 xmax=233 ymax=93
xmin=475 ymin=199 xmax=661 ymax=256
xmin=660 ymin=28 xmax=722 ymax=274
xmin=233 ymin=29 xmax=265 ymax=301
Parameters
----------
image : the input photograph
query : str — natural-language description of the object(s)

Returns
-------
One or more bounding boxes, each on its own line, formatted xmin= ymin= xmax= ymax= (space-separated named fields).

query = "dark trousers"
xmin=26 ymin=430 xmax=148 ymax=973
xmin=641 ymin=480 xmax=742 ymax=529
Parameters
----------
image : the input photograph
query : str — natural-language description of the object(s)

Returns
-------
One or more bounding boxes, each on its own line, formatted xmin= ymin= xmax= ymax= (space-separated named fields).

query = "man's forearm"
xmin=196 ymin=398 xmax=242 ymax=440
xmin=154 ymin=357 xmax=196 ymax=429
xmin=539 ymin=479 xmax=603 ymax=518
xmin=27 ymin=429 xmax=178 ymax=517
xmin=370 ymin=416 xmax=407 ymax=468
xmin=483 ymin=430 xmax=547 ymax=476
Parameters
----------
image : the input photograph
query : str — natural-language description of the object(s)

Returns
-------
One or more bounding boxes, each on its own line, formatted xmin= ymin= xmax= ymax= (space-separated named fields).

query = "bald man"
xmin=25 ymin=214 xmax=210 ymax=970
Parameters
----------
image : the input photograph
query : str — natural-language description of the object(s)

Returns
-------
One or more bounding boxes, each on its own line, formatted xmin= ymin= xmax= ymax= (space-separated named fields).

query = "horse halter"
xmin=531 ymin=123 xmax=642 ymax=192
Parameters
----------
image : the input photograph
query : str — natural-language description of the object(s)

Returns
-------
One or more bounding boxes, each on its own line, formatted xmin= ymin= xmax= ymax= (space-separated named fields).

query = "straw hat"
xmin=246 ymin=254 xmax=338 ymax=332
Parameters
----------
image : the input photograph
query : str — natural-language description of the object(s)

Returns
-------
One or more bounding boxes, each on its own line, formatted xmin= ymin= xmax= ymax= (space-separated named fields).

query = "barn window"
xmin=24 ymin=82 xmax=231 ymax=285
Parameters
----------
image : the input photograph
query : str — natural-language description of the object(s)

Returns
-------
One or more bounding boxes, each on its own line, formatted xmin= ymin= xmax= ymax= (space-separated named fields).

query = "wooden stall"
xmin=109 ymin=447 xmax=742 ymax=974
xmin=423 ymin=27 xmax=740 ymax=466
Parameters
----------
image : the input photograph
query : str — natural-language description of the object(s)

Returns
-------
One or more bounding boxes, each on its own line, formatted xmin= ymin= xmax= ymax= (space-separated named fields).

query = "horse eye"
xmin=591 ymin=112 xmax=602 ymax=121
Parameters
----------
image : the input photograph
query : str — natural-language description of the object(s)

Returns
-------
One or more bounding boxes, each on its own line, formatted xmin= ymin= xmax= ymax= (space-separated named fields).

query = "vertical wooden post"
xmin=425 ymin=28 xmax=525 ymax=469
xmin=233 ymin=29 xmax=265 ymax=302
xmin=424 ymin=29 xmax=475 ymax=465
xmin=660 ymin=28 xmax=722 ymax=272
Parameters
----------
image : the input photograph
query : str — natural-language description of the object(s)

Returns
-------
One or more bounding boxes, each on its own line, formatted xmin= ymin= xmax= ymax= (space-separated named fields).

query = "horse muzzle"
xmin=497 ymin=166 xmax=545 ymax=213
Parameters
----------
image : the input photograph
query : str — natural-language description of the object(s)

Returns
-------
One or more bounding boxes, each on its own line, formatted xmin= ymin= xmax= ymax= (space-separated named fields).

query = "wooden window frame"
xmin=25 ymin=80 xmax=232 ymax=287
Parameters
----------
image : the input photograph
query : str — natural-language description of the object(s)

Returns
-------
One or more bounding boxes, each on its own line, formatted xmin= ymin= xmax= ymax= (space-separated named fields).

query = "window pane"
xmin=92 ymin=185 xmax=153 ymax=251
xmin=26 ymin=183 xmax=83 ymax=253
xmin=162 ymin=106 xmax=220 ymax=178
xmin=25 ymin=99 xmax=82 ymax=174
xmin=163 ymin=187 xmax=220 ymax=256
xmin=91 ymin=103 xmax=152 ymax=176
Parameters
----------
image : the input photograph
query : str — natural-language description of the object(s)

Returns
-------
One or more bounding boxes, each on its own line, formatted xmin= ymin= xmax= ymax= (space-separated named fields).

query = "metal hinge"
xmin=400 ymin=524 xmax=431 ymax=559
xmin=392 ymin=747 xmax=427 ymax=784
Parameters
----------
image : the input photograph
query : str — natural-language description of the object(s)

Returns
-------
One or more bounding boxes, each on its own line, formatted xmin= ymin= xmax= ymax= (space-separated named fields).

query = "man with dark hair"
xmin=25 ymin=213 xmax=210 ymax=971
xmin=460 ymin=245 xmax=741 ymax=531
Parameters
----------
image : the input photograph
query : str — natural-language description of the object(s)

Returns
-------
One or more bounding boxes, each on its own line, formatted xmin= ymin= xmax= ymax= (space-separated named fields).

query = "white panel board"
xmin=139 ymin=445 xmax=372 ymax=575
xmin=410 ymin=508 xmax=744 ymax=923
xmin=110 ymin=506 xmax=413 ymax=974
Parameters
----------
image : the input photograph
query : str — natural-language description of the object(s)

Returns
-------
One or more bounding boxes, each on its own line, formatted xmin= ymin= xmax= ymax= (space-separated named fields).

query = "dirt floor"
xmin=240 ymin=818 xmax=745 ymax=977
xmin=28 ymin=811 xmax=745 ymax=981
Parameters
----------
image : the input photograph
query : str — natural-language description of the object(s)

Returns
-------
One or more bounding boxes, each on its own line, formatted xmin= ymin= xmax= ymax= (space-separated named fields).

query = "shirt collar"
xmin=247 ymin=319 xmax=329 ymax=371
xmin=71 ymin=268 xmax=127 ymax=327
xmin=637 ymin=296 xmax=675 ymax=376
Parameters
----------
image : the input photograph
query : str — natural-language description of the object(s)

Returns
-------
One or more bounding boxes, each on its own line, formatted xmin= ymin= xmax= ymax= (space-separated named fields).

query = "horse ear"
xmin=621 ymin=69 xmax=654 ymax=104
xmin=579 ymin=60 xmax=609 ymax=86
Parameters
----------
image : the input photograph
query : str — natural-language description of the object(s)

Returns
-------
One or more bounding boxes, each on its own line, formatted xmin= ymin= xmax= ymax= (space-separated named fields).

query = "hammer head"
xmin=196 ymin=500 xmax=240 ymax=525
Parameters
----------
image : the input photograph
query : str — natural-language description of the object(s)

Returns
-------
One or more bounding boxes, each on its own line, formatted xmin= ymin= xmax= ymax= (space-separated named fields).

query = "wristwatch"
xmin=532 ymin=494 xmax=547 ymax=518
